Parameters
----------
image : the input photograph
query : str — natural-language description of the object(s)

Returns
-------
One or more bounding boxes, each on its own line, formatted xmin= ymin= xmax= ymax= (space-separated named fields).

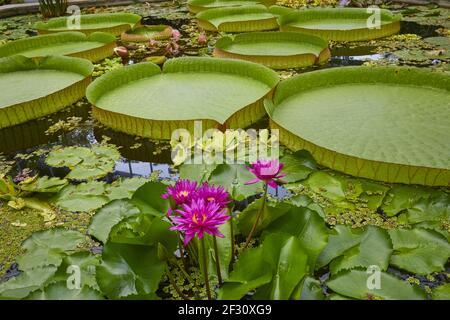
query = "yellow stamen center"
xmin=179 ymin=191 xmax=189 ymax=197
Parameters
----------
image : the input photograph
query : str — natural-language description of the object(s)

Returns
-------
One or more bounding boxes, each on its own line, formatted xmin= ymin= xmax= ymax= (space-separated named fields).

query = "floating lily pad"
xmin=196 ymin=5 xmax=279 ymax=32
xmin=0 ymin=55 xmax=93 ymax=129
xmin=0 ymin=32 xmax=116 ymax=62
xmin=188 ymin=0 xmax=276 ymax=13
xmin=266 ymin=67 xmax=450 ymax=186
xmin=121 ymin=25 xmax=172 ymax=42
xmin=34 ymin=13 xmax=141 ymax=36
xmin=45 ymin=145 xmax=121 ymax=181
xmin=277 ymin=7 xmax=401 ymax=41
xmin=214 ymin=32 xmax=330 ymax=69
xmin=87 ymin=57 xmax=279 ymax=139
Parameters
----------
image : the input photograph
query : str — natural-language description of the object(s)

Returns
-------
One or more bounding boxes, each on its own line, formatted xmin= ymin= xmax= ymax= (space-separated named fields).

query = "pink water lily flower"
xmin=170 ymin=198 xmax=230 ymax=245
xmin=195 ymin=183 xmax=230 ymax=209
xmin=148 ymin=39 xmax=160 ymax=48
xmin=171 ymin=29 xmax=181 ymax=41
xmin=198 ymin=32 xmax=207 ymax=45
xmin=245 ymin=159 xmax=286 ymax=188
xmin=162 ymin=179 xmax=198 ymax=206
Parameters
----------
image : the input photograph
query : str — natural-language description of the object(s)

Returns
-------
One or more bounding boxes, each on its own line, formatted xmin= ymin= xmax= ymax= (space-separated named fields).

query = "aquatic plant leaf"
xmin=279 ymin=150 xmax=317 ymax=183
xmin=0 ymin=55 xmax=93 ymax=129
xmin=188 ymin=0 xmax=276 ymax=14
xmin=328 ymin=226 xmax=392 ymax=274
xmin=52 ymin=252 xmax=101 ymax=290
xmin=26 ymin=281 xmax=104 ymax=300
xmin=19 ymin=176 xmax=68 ymax=193
xmin=220 ymin=233 xmax=308 ymax=299
xmin=327 ymin=269 xmax=426 ymax=300
xmin=131 ymin=181 xmax=170 ymax=217
xmin=196 ymin=5 xmax=279 ymax=32
xmin=218 ymin=245 xmax=272 ymax=300
xmin=388 ymin=228 xmax=450 ymax=275
xmin=16 ymin=228 xmax=86 ymax=271
xmin=0 ymin=266 xmax=58 ymax=299
xmin=267 ymin=66 xmax=450 ymax=186
xmin=107 ymin=177 xmax=148 ymax=201
xmin=87 ymin=57 xmax=279 ymax=140
xmin=236 ymin=198 xmax=291 ymax=236
xmin=277 ymin=6 xmax=401 ymax=41
xmin=121 ymin=25 xmax=172 ymax=42
xmin=381 ymin=185 xmax=439 ymax=216
xmin=263 ymin=206 xmax=328 ymax=271
xmin=179 ymin=163 xmax=218 ymax=182
xmin=45 ymin=145 xmax=121 ymax=181
xmin=432 ymin=283 xmax=450 ymax=300
xmin=317 ymin=225 xmax=366 ymax=268
xmin=109 ymin=214 xmax=178 ymax=253
xmin=88 ymin=199 xmax=140 ymax=244
xmin=299 ymin=277 xmax=325 ymax=300
xmin=209 ymin=164 xmax=263 ymax=201
xmin=34 ymin=13 xmax=141 ymax=36
xmin=0 ymin=31 xmax=116 ymax=62
xmin=405 ymin=191 xmax=450 ymax=225
xmin=288 ymin=194 xmax=325 ymax=218
xmin=96 ymin=242 xmax=165 ymax=299
xmin=214 ymin=31 xmax=330 ymax=69
xmin=54 ymin=181 xmax=109 ymax=212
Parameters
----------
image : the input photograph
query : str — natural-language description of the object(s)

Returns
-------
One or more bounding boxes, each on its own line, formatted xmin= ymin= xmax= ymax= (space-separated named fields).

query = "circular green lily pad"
xmin=188 ymin=0 xmax=276 ymax=13
xmin=196 ymin=5 xmax=279 ymax=32
xmin=87 ymin=57 xmax=279 ymax=140
xmin=0 ymin=55 xmax=93 ymax=129
xmin=121 ymin=25 xmax=173 ymax=42
xmin=277 ymin=7 xmax=401 ymax=41
xmin=266 ymin=67 xmax=450 ymax=186
xmin=214 ymin=32 xmax=330 ymax=69
xmin=0 ymin=32 xmax=116 ymax=62
xmin=34 ymin=13 xmax=141 ymax=36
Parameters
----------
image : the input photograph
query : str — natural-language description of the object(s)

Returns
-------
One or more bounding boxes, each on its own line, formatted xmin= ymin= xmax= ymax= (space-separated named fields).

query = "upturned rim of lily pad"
xmin=276 ymin=6 xmax=401 ymax=41
xmin=265 ymin=66 xmax=450 ymax=186
xmin=86 ymin=57 xmax=279 ymax=140
xmin=196 ymin=5 xmax=279 ymax=32
xmin=120 ymin=25 xmax=173 ymax=42
xmin=34 ymin=13 xmax=142 ymax=36
xmin=214 ymin=31 xmax=330 ymax=69
xmin=0 ymin=55 xmax=93 ymax=129
xmin=0 ymin=32 xmax=116 ymax=62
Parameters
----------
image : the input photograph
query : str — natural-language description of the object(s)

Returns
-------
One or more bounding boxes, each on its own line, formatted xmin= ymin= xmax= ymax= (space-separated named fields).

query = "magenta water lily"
xmin=245 ymin=158 xmax=286 ymax=188
xmin=162 ymin=179 xmax=198 ymax=210
xmin=170 ymin=198 xmax=230 ymax=246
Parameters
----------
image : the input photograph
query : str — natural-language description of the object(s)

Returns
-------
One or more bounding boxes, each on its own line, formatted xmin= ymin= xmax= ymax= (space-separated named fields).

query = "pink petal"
xmin=245 ymin=178 xmax=260 ymax=185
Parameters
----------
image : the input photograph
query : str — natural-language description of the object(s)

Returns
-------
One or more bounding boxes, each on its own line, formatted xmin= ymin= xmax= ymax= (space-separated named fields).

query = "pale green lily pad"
xmin=267 ymin=66 xmax=450 ymax=186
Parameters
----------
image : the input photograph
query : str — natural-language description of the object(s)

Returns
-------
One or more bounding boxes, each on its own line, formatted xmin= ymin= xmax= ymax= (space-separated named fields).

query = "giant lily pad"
xmin=87 ymin=57 xmax=279 ymax=139
xmin=34 ymin=13 xmax=141 ymax=36
xmin=0 ymin=32 xmax=116 ymax=62
xmin=196 ymin=5 xmax=279 ymax=32
xmin=214 ymin=32 xmax=330 ymax=69
xmin=266 ymin=67 xmax=450 ymax=186
xmin=188 ymin=0 xmax=276 ymax=14
xmin=0 ymin=55 xmax=93 ymax=129
xmin=277 ymin=7 xmax=401 ymax=41
xmin=121 ymin=25 xmax=173 ymax=42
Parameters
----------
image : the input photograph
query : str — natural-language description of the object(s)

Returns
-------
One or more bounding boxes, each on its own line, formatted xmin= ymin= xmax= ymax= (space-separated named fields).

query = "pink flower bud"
xmin=114 ymin=46 xmax=128 ymax=58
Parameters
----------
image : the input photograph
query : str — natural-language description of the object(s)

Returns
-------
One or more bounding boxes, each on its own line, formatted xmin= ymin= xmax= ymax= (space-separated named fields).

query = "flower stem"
xmin=212 ymin=236 xmax=223 ymax=286
xmin=200 ymin=237 xmax=212 ymax=300
xmin=229 ymin=210 xmax=235 ymax=264
xmin=166 ymin=267 xmax=189 ymax=300
xmin=244 ymin=183 xmax=268 ymax=249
